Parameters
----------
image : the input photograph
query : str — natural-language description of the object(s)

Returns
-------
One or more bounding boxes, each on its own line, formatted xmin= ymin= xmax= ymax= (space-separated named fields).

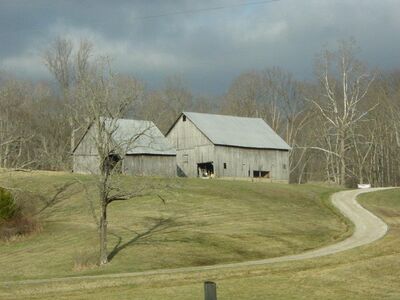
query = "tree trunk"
xmin=340 ymin=133 xmax=346 ymax=185
xmin=99 ymin=202 xmax=108 ymax=265
xmin=4 ymin=143 xmax=10 ymax=168
xmin=69 ymin=117 xmax=75 ymax=172
xmin=359 ymin=166 xmax=364 ymax=185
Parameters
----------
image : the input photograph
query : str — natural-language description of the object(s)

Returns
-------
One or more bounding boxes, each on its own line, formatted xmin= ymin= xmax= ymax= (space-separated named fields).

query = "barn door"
xmin=197 ymin=162 xmax=214 ymax=178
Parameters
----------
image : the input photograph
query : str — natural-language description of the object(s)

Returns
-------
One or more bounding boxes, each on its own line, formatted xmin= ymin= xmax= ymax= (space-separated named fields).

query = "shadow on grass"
xmin=108 ymin=217 xmax=174 ymax=261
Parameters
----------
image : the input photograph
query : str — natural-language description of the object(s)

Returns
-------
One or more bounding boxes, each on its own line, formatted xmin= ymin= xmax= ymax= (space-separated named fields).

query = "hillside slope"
xmin=0 ymin=171 xmax=346 ymax=281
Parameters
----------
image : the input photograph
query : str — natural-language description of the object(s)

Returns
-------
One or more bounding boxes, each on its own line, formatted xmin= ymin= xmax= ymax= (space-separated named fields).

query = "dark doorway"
xmin=253 ymin=170 xmax=270 ymax=178
xmin=197 ymin=162 xmax=214 ymax=177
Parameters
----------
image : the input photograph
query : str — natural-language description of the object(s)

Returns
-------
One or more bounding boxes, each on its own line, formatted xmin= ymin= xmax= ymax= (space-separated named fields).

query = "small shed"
xmin=166 ymin=112 xmax=290 ymax=182
xmin=73 ymin=118 xmax=176 ymax=177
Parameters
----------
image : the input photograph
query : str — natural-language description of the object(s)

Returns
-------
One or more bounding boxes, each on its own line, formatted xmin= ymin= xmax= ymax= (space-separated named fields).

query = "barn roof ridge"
xmin=183 ymin=111 xmax=264 ymax=120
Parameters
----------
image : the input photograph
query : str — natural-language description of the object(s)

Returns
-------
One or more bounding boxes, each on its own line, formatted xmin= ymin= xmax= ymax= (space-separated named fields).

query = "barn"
xmin=166 ymin=112 xmax=290 ymax=182
xmin=72 ymin=118 xmax=176 ymax=177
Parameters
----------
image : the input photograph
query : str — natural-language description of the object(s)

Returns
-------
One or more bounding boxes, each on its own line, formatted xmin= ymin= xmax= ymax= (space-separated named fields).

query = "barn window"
xmin=183 ymin=115 xmax=187 ymax=122
xmin=183 ymin=154 xmax=188 ymax=163
xmin=253 ymin=170 xmax=270 ymax=178
xmin=223 ymin=163 xmax=227 ymax=169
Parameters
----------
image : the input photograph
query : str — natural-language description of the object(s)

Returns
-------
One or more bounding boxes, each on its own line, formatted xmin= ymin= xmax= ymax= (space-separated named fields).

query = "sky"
xmin=0 ymin=0 xmax=399 ymax=95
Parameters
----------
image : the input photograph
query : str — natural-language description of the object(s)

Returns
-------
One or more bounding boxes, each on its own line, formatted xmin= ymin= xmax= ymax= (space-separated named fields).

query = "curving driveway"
xmin=2 ymin=187 xmax=393 ymax=284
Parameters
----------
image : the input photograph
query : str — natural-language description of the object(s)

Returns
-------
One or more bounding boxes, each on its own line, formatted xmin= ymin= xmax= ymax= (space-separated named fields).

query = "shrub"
xmin=345 ymin=176 xmax=359 ymax=188
xmin=0 ymin=187 xmax=17 ymax=221
xmin=0 ymin=187 xmax=40 ymax=241
xmin=0 ymin=215 xmax=41 ymax=241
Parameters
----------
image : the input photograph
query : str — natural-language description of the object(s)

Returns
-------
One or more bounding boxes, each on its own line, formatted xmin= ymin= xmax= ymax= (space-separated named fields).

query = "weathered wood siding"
xmin=167 ymin=115 xmax=289 ymax=181
xmin=73 ymin=126 xmax=100 ymax=174
xmin=74 ymin=126 xmax=177 ymax=177
xmin=175 ymin=145 xmax=215 ymax=177
xmin=123 ymin=155 xmax=176 ymax=177
xmin=214 ymin=146 xmax=289 ymax=181
xmin=167 ymin=115 xmax=214 ymax=177
xmin=167 ymin=115 xmax=212 ymax=149
xmin=73 ymin=155 xmax=100 ymax=174
xmin=74 ymin=126 xmax=98 ymax=155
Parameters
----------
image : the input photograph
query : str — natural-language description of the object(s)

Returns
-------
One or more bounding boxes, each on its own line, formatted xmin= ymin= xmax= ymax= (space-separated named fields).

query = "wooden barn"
xmin=73 ymin=118 xmax=176 ymax=177
xmin=166 ymin=112 xmax=290 ymax=182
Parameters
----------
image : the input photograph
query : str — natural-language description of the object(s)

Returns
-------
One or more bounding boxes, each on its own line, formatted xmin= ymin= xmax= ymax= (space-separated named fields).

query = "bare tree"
xmin=307 ymin=39 xmax=376 ymax=185
xmin=0 ymin=73 xmax=74 ymax=171
xmin=0 ymin=78 xmax=37 ymax=169
xmin=75 ymin=39 xmax=93 ymax=85
xmin=43 ymin=37 xmax=73 ymax=92
xmin=362 ymin=71 xmax=400 ymax=186
xmin=221 ymin=67 xmax=313 ymax=183
xmin=43 ymin=37 xmax=94 ymax=158
xmin=221 ymin=71 xmax=261 ymax=119
xmin=221 ymin=68 xmax=306 ymax=133
xmin=138 ymin=74 xmax=192 ymax=133
xmin=75 ymin=58 xmax=170 ymax=265
xmin=191 ymin=95 xmax=219 ymax=113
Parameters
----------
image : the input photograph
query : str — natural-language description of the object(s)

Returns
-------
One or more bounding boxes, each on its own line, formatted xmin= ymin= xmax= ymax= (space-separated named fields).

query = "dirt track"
xmin=2 ymin=188 xmax=392 ymax=285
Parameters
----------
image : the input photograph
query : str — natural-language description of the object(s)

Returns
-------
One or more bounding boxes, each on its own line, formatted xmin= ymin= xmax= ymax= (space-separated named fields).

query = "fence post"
xmin=204 ymin=281 xmax=217 ymax=300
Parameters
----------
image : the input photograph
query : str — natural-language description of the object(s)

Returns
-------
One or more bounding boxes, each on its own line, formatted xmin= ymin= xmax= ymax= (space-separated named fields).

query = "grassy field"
xmin=2 ymin=188 xmax=398 ymax=300
xmin=0 ymin=170 xmax=347 ymax=286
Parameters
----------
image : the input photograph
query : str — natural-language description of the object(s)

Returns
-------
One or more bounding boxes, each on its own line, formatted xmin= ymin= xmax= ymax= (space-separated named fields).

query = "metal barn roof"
xmin=183 ymin=112 xmax=291 ymax=150
xmin=104 ymin=118 xmax=176 ymax=156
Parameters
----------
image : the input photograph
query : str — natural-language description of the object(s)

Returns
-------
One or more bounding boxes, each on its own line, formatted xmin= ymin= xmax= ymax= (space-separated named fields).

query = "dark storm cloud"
xmin=0 ymin=0 xmax=399 ymax=94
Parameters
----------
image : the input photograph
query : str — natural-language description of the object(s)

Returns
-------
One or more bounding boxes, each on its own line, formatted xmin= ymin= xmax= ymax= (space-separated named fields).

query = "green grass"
xmin=0 ymin=170 xmax=346 ymax=285
xmin=1 ymin=188 xmax=398 ymax=300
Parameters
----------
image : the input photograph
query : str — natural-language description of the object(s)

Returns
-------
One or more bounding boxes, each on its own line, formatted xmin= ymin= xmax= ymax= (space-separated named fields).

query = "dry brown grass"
xmin=0 ymin=215 xmax=41 ymax=242
xmin=72 ymin=249 xmax=99 ymax=271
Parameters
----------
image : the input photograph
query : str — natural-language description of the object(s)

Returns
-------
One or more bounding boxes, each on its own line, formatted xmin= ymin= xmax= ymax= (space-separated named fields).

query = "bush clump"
xmin=0 ymin=187 xmax=40 ymax=241
xmin=0 ymin=187 xmax=17 ymax=221
xmin=345 ymin=176 xmax=359 ymax=188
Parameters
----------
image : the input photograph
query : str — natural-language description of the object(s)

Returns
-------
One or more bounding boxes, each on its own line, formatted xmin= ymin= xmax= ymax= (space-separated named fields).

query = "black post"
xmin=204 ymin=281 xmax=217 ymax=300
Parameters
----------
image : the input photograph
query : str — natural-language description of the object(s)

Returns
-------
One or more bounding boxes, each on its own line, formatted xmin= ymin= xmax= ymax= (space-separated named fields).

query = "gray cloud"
xmin=0 ymin=0 xmax=399 ymax=94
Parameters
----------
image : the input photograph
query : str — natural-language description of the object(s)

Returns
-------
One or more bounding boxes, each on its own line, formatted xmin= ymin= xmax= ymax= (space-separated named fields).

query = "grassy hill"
xmin=1 ymin=188 xmax=398 ymax=300
xmin=0 ymin=170 xmax=347 ymax=283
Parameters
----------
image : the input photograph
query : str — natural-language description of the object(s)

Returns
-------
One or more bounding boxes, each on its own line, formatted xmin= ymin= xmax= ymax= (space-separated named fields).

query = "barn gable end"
xmin=166 ymin=112 xmax=290 ymax=181
xmin=166 ymin=114 xmax=214 ymax=177
xmin=73 ymin=118 xmax=176 ymax=177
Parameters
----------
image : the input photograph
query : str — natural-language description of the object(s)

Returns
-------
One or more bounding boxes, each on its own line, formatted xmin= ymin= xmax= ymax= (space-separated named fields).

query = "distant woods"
xmin=0 ymin=37 xmax=399 ymax=186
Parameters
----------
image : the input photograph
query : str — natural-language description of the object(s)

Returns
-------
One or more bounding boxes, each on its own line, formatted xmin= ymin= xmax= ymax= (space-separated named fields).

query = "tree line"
xmin=0 ymin=37 xmax=399 ymax=187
